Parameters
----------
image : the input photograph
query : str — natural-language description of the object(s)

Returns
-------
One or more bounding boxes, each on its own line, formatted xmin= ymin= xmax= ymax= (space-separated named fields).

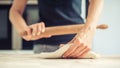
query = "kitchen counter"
xmin=0 ymin=50 xmax=120 ymax=68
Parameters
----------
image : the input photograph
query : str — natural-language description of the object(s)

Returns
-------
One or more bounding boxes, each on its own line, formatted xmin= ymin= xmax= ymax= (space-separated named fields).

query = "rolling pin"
xmin=20 ymin=24 xmax=108 ymax=36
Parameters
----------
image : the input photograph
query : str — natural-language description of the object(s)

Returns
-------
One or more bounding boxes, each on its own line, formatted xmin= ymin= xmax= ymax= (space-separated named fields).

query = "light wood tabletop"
xmin=0 ymin=50 xmax=120 ymax=68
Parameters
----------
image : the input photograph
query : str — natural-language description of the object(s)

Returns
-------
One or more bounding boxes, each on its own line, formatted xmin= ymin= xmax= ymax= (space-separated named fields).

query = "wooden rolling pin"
xmin=20 ymin=24 xmax=108 ymax=36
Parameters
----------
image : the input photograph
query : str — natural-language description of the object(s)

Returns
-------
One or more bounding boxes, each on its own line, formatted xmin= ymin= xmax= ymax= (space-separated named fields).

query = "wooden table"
xmin=0 ymin=50 xmax=120 ymax=68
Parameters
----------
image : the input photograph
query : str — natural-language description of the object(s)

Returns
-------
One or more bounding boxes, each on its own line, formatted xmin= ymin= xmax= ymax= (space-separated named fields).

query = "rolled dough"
xmin=33 ymin=44 xmax=100 ymax=59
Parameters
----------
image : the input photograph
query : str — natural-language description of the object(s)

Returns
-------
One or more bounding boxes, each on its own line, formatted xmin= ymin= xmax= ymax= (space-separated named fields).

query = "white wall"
xmin=93 ymin=0 xmax=120 ymax=55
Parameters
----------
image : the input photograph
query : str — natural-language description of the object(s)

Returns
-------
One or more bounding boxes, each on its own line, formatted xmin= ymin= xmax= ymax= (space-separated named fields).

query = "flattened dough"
xmin=33 ymin=44 xmax=100 ymax=59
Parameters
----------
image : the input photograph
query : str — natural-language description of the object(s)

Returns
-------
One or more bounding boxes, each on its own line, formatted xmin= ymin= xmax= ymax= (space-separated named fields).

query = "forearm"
xmin=9 ymin=0 xmax=28 ymax=34
xmin=85 ymin=0 xmax=104 ymax=29
xmin=9 ymin=10 xmax=28 ymax=33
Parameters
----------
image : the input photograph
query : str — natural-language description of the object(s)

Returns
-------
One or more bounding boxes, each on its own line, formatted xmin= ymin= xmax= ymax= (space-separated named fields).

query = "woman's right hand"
xmin=20 ymin=22 xmax=51 ymax=41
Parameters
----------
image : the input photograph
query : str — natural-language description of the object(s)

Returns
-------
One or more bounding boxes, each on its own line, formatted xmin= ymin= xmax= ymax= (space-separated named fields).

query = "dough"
xmin=33 ymin=44 xmax=100 ymax=59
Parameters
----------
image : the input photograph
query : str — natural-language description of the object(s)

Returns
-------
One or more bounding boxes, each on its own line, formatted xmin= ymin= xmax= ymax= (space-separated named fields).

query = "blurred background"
xmin=0 ymin=0 xmax=120 ymax=55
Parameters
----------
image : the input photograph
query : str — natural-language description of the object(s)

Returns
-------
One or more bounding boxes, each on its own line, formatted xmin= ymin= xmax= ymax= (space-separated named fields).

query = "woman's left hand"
xmin=62 ymin=25 xmax=96 ymax=58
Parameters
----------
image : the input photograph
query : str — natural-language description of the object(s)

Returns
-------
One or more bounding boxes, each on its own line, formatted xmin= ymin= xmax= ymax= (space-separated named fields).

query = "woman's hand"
xmin=20 ymin=22 xmax=51 ymax=41
xmin=62 ymin=25 xmax=96 ymax=58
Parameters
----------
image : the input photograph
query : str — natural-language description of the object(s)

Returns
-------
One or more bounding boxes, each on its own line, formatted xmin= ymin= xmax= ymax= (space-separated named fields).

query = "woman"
xmin=9 ymin=0 xmax=104 ymax=58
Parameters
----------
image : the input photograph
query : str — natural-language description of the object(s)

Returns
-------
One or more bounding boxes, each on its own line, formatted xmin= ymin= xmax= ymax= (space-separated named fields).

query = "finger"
xmin=77 ymin=47 xmax=90 ymax=59
xmin=62 ymin=39 xmax=81 ymax=58
xmin=42 ymin=34 xmax=52 ymax=38
xmin=37 ymin=22 xmax=45 ymax=35
xmin=62 ymin=44 xmax=77 ymax=58
xmin=32 ymin=24 xmax=38 ymax=36
xmin=31 ymin=36 xmax=42 ymax=40
xmin=74 ymin=46 xmax=87 ymax=58
xmin=40 ymin=22 xmax=45 ymax=32
xmin=25 ymin=27 xmax=32 ymax=36
xmin=69 ymin=44 xmax=86 ymax=58
xmin=37 ymin=23 xmax=42 ymax=35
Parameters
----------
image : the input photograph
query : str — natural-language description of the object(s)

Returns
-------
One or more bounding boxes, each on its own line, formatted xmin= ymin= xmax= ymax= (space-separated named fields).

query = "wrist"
xmin=84 ymin=23 xmax=96 ymax=32
xmin=84 ymin=19 xmax=97 ymax=29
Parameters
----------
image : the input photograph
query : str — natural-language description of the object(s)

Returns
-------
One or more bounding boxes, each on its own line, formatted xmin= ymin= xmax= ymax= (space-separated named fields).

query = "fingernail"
xmin=42 ymin=29 xmax=45 ymax=32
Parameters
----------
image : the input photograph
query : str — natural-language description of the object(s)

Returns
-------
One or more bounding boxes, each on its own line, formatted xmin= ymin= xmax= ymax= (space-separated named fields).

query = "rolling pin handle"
xmin=97 ymin=24 xmax=108 ymax=29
